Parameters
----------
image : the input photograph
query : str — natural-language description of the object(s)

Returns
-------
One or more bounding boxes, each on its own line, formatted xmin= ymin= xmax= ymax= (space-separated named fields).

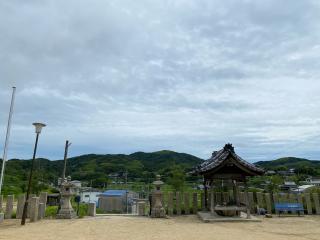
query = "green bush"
xmin=45 ymin=206 xmax=58 ymax=218
xmin=77 ymin=203 xmax=88 ymax=218
xmin=11 ymin=210 xmax=16 ymax=218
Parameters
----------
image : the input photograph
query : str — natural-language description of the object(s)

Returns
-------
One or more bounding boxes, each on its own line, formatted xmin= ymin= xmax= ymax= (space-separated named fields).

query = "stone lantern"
xmin=57 ymin=176 xmax=77 ymax=219
xmin=151 ymin=175 xmax=166 ymax=218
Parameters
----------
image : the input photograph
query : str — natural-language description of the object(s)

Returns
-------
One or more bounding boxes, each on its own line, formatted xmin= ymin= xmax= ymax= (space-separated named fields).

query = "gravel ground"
xmin=0 ymin=215 xmax=319 ymax=240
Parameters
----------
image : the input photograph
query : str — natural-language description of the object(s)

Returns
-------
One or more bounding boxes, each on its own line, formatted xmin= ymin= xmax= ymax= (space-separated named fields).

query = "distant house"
xmin=289 ymin=168 xmax=295 ymax=174
xmin=280 ymin=181 xmax=297 ymax=191
xmin=266 ymin=170 xmax=276 ymax=175
xmin=277 ymin=170 xmax=288 ymax=176
xmin=277 ymin=170 xmax=295 ymax=176
xmin=306 ymin=178 xmax=320 ymax=186
xmin=80 ymin=188 xmax=102 ymax=204
xmin=291 ymin=185 xmax=315 ymax=193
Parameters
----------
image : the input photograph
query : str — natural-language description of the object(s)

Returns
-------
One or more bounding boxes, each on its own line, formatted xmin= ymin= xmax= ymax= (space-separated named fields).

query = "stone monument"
xmin=30 ymin=197 xmax=39 ymax=222
xmin=16 ymin=194 xmax=26 ymax=219
xmin=56 ymin=176 xmax=77 ymax=219
xmin=5 ymin=195 xmax=14 ymax=219
xmin=151 ymin=175 xmax=166 ymax=218
xmin=87 ymin=202 xmax=96 ymax=217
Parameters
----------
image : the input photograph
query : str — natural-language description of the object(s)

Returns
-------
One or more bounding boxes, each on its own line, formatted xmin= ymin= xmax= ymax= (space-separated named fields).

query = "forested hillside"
xmin=2 ymin=152 xmax=320 ymax=195
xmin=255 ymin=157 xmax=320 ymax=175
xmin=0 ymin=150 xmax=203 ymax=194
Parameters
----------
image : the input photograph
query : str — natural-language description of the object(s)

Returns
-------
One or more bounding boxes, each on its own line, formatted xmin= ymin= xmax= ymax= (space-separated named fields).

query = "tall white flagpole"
xmin=0 ymin=87 xmax=16 ymax=195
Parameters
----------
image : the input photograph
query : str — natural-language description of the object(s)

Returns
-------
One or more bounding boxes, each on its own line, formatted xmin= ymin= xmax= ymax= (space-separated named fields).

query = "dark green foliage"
xmin=167 ymin=165 xmax=186 ymax=192
xmin=1 ymin=153 xmax=320 ymax=195
xmin=45 ymin=206 xmax=58 ymax=218
xmin=0 ymin=151 xmax=203 ymax=194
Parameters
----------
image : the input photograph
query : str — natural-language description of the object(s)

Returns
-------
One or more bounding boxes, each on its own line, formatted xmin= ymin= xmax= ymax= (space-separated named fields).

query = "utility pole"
xmin=62 ymin=140 xmax=72 ymax=180
xmin=0 ymin=87 xmax=16 ymax=195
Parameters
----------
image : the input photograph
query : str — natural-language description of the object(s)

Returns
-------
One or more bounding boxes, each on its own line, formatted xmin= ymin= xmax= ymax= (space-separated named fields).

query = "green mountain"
xmin=0 ymin=150 xmax=203 ymax=195
xmin=255 ymin=157 xmax=320 ymax=175
xmin=2 ymin=153 xmax=320 ymax=195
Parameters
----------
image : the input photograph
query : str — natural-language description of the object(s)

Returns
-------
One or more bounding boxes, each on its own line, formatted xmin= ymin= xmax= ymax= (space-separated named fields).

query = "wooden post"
xmin=273 ymin=193 xmax=279 ymax=215
xmin=233 ymin=180 xmax=240 ymax=206
xmin=264 ymin=193 xmax=272 ymax=214
xmin=256 ymin=192 xmax=264 ymax=209
xmin=184 ymin=192 xmax=190 ymax=214
xmin=240 ymin=192 xmax=246 ymax=205
xmin=297 ymin=194 xmax=304 ymax=215
xmin=192 ymin=192 xmax=198 ymax=214
xmin=304 ymin=193 xmax=313 ymax=215
xmin=208 ymin=190 xmax=211 ymax=210
xmin=210 ymin=184 xmax=215 ymax=214
xmin=229 ymin=190 xmax=234 ymax=202
xmin=289 ymin=194 xmax=297 ymax=214
xmin=215 ymin=192 xmax=222 ymax=205
xmin=244 ymin=181 xmax=251 ymax=219
xmin=312 ymin=193 xmax=320 ymax=215
xmin=201 ymin=192 xmax=205 ymax=211
xmin=223 ymin=192 xmax=229 ymax=204
xmin=204 ymin=179 xmax=208 ymax=209
xmin=280 ymin=193 xmax=288 ymax=214
xmin=248 ymin=192 xmax=255 ymax=213
xmin=176 ymin=192 xmax=181 ymax=215
xmin=167 ymin=192 xmax=174 ymax=216
xmin=62 ymin=140 xmax=72 ymax=179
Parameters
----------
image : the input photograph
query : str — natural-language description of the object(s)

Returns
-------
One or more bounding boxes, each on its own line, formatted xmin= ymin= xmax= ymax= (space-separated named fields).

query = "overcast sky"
xmin=1 ymin=0 xmax=320 ymax=161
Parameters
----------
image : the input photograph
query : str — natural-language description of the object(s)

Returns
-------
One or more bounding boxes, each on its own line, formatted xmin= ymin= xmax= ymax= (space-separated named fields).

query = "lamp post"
xmin=21 ymin=122 xmax=46 ymax=225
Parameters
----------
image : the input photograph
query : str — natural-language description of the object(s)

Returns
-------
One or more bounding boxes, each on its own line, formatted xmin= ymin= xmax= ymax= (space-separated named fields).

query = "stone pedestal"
xmin=138 ymin=202 xmax=146 ymax=216
xmin=151 ymin=191 xmax=166 ymax=218
xmin=16 ymin=194 xmax=26 ymax=219
xmin=87 ymin=203 xmax=96 ymax=217
xmin=57 ymin=180 xmax=76 ymax=219
xmin=56 ymin=198 xmax=76 ymax=219
xmin=30 ymin=197 xmax=39 ymax=222
xmin=5 ymin=195 xmax=14 ymax=219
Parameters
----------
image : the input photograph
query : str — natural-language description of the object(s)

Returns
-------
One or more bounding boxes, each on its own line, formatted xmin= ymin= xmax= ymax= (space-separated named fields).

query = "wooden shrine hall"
xmin=194 ymin=143 xmax=264 ymax=219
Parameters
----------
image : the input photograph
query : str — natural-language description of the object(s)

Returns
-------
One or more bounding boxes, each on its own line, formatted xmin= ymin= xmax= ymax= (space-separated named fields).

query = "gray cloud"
xmin=1 ymin=0 xmax=320 ymax=161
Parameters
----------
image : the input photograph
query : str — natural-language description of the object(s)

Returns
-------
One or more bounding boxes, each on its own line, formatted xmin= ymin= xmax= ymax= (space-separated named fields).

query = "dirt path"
xmin=0 ymin=215 xmax=319 ymax=240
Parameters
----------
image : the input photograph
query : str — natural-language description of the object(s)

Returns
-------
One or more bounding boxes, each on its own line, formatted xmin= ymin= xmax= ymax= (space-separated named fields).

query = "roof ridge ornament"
xmin=224 ymin=143 xmax=235 ymax=153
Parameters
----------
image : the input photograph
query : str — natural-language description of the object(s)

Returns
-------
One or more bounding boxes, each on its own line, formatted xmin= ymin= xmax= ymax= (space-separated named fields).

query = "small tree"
xmin=168 ymin=165 xmax=186 ymax=192
xmin=266 ymin=175 xmax=283 ymax=193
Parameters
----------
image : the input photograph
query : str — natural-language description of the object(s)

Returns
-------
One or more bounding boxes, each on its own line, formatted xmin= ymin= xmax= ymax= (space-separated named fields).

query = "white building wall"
xmin=80 ymin=191 xmax=101 ymax=204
